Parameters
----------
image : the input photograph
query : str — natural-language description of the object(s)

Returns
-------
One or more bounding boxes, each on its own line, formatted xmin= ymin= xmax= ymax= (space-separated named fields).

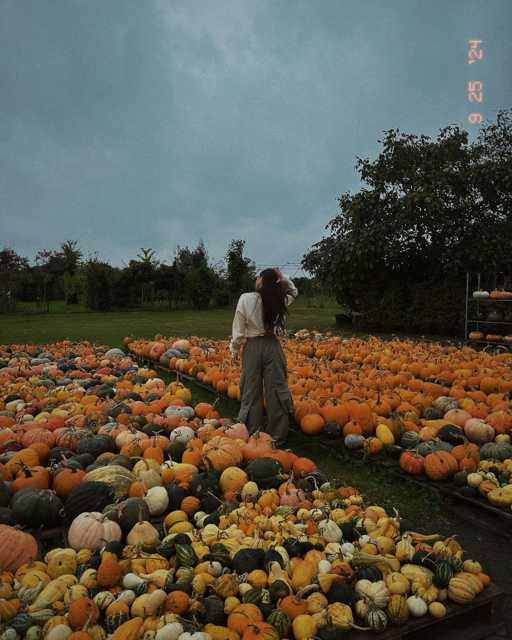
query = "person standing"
xmin=230 ymin=267 xmax=298 ymax=446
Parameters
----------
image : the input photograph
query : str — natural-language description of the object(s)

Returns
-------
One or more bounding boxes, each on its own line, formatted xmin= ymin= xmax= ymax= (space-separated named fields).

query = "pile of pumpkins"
xmin=125 ymin=335 xmax=512 ymax=498
xmin=459 ymin=457 xmax=512 ymax=508
xmin=0 ymin=341 xmax=494 ymax=638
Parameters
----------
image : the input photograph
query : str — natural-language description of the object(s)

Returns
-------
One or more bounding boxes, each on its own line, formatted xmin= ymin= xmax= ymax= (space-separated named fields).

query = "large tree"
xmin=127 ymin=248 xmax=158 ymax=306
xmin=0 ymin=248 xmax=29 ymax=311
xmin=303 ymin=110 xmax=512 ymax=335
xmin=225 ymin=239 xmax=256 ymax=306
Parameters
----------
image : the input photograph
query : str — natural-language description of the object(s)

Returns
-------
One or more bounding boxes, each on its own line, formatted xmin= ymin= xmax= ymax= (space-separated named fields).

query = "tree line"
xmin=1 ymin=240 xmax=318 ymax=313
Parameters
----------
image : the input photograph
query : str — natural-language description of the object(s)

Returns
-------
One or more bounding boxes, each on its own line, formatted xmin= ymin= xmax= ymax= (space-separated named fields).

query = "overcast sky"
xmin=1 ymin=0 xmax=511 ymax=273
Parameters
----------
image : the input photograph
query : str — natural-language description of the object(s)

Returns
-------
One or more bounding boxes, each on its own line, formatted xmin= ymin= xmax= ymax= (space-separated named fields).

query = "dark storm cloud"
xmin=1 ymin=0 xmax=511 ymax=269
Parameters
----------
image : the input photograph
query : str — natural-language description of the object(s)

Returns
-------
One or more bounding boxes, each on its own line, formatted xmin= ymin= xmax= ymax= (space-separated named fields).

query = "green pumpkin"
xmin=401 ymin=432 xmax=420 ymax=449
xmin=386 ymin=594 xmax=409 ymax=625
xmin=416 ymin=440 xmax=452 ymax=457
xmin=133 ymin=581 xmax=149 ymax=596
xmin=198 ymin=595 xmax=226 ymax=626
xmin=25 ymin=627 xmax=42 ymax=640
xmin=208 ymin=543 xmax=231 ymax=566
xmin=433 ymin=561 xmax=454 ymax=588
xmin=422 ymin=407 xmax=444 ymax=420
xmin=9 ymin=613 xmax=34 ymax=634
xmin=176 ymin=543 xmax=198 ymax=567
xmin=480 ymin=442 xmax=512 ymax=461
xmin=447 ymin=555 xmax=464 ymax=573
xmin=242 ymin=587 xmax=263 ymax=604
xmin=357 ymin=565 xmax=382 ymax=582
xmin=267 ymin=609 xmax=291 ymax=638
xmin=166 ymin=440 xmax=186 ymax=462
xmin=269 ymin=579 xmax=291 ymax=601
xmin=453 ymin=471 xmax=468 ymax=487
xmin=366 ymin=607 xmax=388 ymax=632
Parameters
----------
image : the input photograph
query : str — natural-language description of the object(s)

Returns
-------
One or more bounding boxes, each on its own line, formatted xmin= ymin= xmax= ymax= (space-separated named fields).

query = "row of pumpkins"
xmin=124 ymin=335 xmax=512 ymax=505
xmin=0 ymin=341 xmax=493 ymax=639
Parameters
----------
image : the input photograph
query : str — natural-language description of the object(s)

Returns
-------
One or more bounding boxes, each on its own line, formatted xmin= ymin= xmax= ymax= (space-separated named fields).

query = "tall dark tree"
xmin=225 ymin=239 xmax=256 ymax=306
xmin=84 ymin=259 xmax=115 ymax=311
xmin=155 ymin=262 xmax=180 ymax=309
xmin=172 ymin=242 xmax=216 ymax=309
xmin=303 ymin=110 xmax=512 ymax=335
xmin=128 ymin=248 xmax=158 ymax=305
xmin=0 ymin=248 xmax=29 ymax=312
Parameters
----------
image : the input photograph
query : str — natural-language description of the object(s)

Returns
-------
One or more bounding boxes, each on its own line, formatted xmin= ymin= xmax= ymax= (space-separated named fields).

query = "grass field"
xmin=0 ymin=297 xmax=341 ymax=346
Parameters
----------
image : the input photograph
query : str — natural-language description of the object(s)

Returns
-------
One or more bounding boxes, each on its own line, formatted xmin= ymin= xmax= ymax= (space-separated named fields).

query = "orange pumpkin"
xmin=180 ymin=495 xmax=201 ymax=515
xmin=165 ymin=590 xmax=190 ymax=614
xmin=242 ymin=433 xmax=273 ymax=461
xmin=203 ymin=436 xmax=244 ymax=472
xmin=278 ymin=594 xmax=308 ymax=619
xmin=11 ymin=465 xmax=50 ymax=494
xmin=300 ymin=414 xmax=325 ymax=435
xmin=424 ymin=451 xmax=458 ymax=481
xmin=68 ymin=597 xmax=100 ymax=629
xmin=52 ymin=467 xmax=86 ymax=498
xmin=292 ymin=457 xmax=317 ymax=477
xmin=228 ymin=604 xmax=263 ymax=634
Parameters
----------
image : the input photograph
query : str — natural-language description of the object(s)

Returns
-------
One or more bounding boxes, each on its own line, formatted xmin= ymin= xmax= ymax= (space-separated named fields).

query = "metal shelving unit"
xmin=465 ymin=272 xmax=512 ymax=350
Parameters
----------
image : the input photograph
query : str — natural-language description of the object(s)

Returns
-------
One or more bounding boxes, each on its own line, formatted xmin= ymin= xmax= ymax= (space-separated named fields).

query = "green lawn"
xmin=0 ymin=297 xmax=342 ymax=346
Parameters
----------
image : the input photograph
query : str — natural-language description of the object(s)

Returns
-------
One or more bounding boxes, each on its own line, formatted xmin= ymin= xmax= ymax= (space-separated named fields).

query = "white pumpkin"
xmin=407 ymin=595 xmax=428 ymax=617
xmin=355 ymin=580 xmax=390 ymax=608
xmin=116 ymin=589 xmax=136 ymax=604
xmin=45 ymin=625 xmax=73 ymax=640
xmin=355 ymin=598 xmax=369 ymax=619
xmin=131 ymin=589 xmax=167 ymax=617
xmin=318 ymin=519 xmax=342 ymax=543
xmin=67 ymin=512 xmax=122 ymax=551
xmin=464 ymin=419 xmax=495 ymax=444
xmin=123 ymin=573 xmax=146 ymax=590
xmin=324 ymin=543 xmax=343 ymax=561
xmin=318 ymin=560 xmax=332 ymax=574
xmin=172 ymin=339 xmax=190 ymax=352
xmin=169 ymin=426 xmax=196 ymax=444
xmin=144 ymin=486 xmax=169 ymax=516
xmin=156 ymin=623 xmax=184 ymax=640
xmin=241 ymin=481 xmax=259 ymax=502
xmin=467 ymin=472 xmax=484 ymax=488
xmin=164 ymin=406 xmax=195 ymax=420
xmin=341 ymin=542 xmax=355 ymax=559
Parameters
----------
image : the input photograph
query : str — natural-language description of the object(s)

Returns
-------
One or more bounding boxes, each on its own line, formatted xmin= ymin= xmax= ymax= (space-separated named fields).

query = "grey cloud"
xmin=1 ymin=0 xmax=511 ymax=268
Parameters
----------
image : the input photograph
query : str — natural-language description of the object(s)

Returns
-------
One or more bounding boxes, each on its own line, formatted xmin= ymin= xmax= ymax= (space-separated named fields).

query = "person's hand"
xmin=274 ymin=267 xmax=283 ymax=282
xmin=231 ymin=350 xmax=240 ymax=364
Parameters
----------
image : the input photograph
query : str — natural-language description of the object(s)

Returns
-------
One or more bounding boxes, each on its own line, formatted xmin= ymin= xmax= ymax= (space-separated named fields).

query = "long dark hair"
xmin=258 ymin=268 xmax=287 ymax=333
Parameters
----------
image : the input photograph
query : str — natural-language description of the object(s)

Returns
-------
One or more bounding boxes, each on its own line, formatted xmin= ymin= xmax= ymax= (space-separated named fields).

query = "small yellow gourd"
xmin=292 ymin=614 xmax=318 ymax=640
xmin=376 ymin=423 xmax=395 ymax=445
xmin=429 ymin=602 xmax=446 ymax=618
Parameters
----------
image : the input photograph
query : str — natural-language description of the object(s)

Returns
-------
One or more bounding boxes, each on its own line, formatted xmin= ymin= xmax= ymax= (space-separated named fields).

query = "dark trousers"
xmin=238 ymin=335 xmax=293 ymax=446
